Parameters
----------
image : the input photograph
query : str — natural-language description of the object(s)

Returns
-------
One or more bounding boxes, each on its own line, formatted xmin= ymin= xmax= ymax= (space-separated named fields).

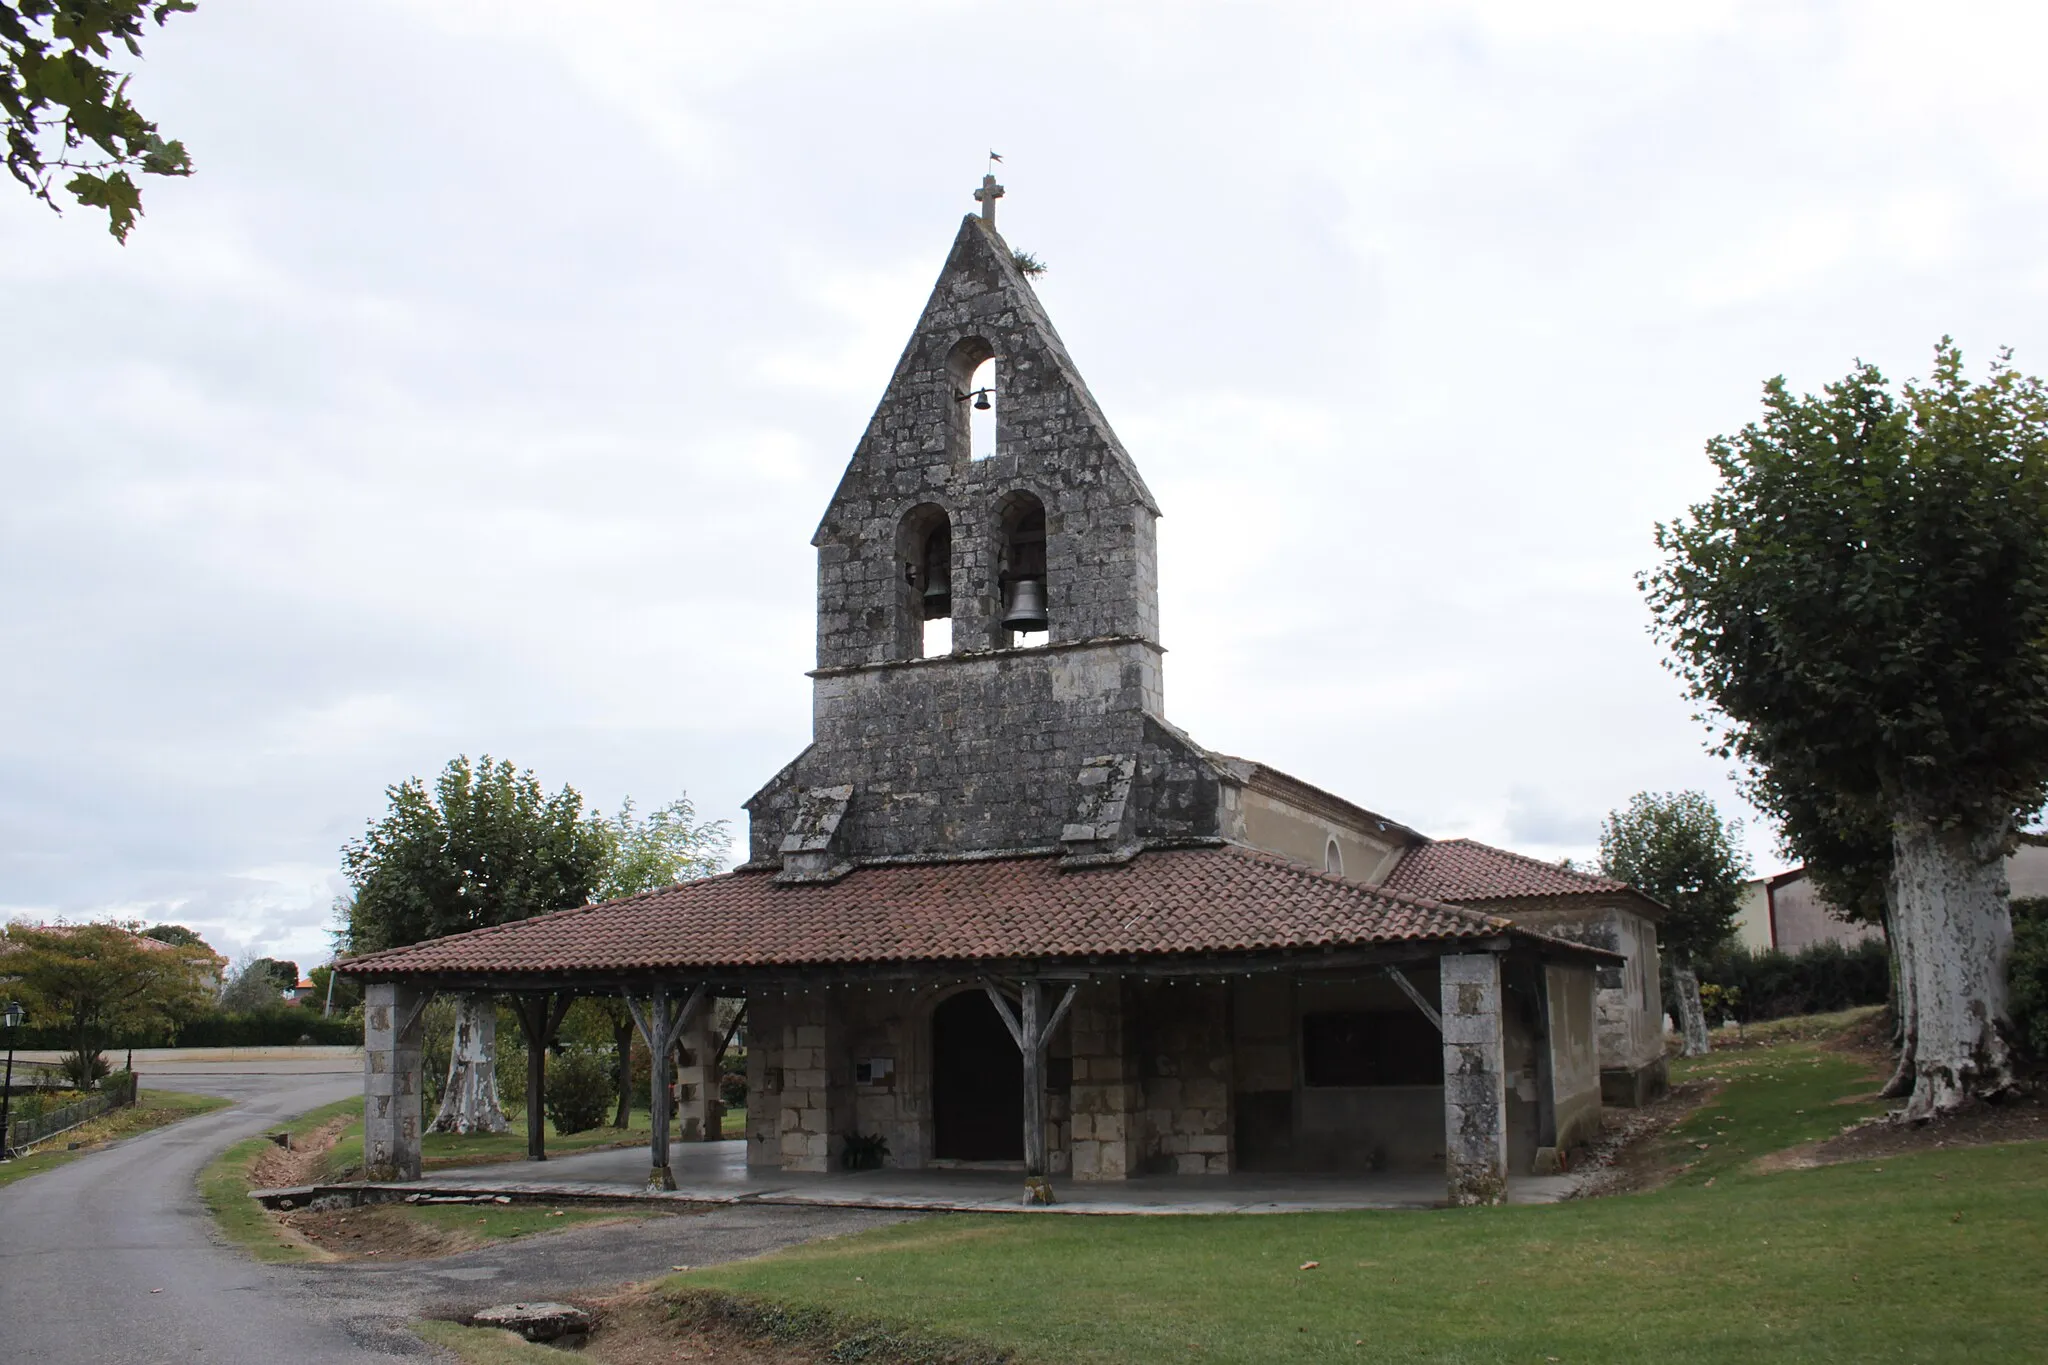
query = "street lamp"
xmin=2 ymin=1000 xmax=25 ymax=1161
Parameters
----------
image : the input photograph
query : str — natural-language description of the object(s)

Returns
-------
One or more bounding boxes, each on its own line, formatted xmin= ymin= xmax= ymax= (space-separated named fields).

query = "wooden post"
xmin=982 ymin=977 xmax=1080 ymax=1191
xmin=1020 ymin=984 xmax=1046 ymax=1177
xmin=511 ymin=992 xmax=574 ymax=1161
xmin=624 ymin=983 xmax=706 ymax=1191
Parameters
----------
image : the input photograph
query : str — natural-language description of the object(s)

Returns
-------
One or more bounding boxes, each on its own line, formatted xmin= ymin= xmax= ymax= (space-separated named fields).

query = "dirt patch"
xmin=277 ymin=1202 xmax=674 ymax=1263
xmin=1567 ymin=1079 xmax=1720 ymax=1198
xmin=1802 ymin=1086 xmax=2048 ymax=1166
xmin=280 ymin=1203 xmax=488 ymax=1261
xmin=554 ymin=1286 xmax=1007 ymax=1365
xmin=573 ymin=1291 xmax=823 ymax=1365
xmin=251 ymin=1115 xmax=349 ymax=1189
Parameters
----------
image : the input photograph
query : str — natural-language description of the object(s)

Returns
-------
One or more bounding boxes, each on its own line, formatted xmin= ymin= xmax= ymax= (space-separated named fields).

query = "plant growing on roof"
xmin=1598 ymin=791 xmax=1750 ymax=1057
xmin=1644 ymin=340 xmax=2048 ymax=1116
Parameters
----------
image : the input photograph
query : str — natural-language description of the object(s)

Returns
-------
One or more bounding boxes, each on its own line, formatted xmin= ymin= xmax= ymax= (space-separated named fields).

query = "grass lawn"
xmin=0 ymin=1089 xmax=229 ymax=1189
xmin=672 ymin=1023 xmax=2048 ymax=1364
xmin=413 ymin=1320 xmax=566 ymax=1363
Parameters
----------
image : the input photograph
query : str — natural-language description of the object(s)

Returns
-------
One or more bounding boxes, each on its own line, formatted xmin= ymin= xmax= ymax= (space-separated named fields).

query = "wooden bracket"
xmin=1384 ymin=966 xmax=1443 ymax=1032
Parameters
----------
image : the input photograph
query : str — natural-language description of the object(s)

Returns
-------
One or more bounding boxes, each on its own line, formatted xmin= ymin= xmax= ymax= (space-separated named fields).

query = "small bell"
xmin=921 ymin=562 xmax=951 ymax=619
xmin=973 ymin=389 xmax=992 ymax=411
xmin=1002 ymin=577 xmax=1048 ymax=632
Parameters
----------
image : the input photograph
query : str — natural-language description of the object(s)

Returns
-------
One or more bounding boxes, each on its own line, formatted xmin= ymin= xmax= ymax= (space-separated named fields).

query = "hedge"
xmin=15 ymin=1009 xmax=361 ymax=1051
xmin=1693 ymin=938 xmax=1892 ymax=1023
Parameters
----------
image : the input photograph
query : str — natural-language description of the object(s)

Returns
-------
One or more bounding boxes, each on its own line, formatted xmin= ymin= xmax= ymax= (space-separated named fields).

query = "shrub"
xmin=840 ymin=1131 xmax=889 ymax=1171
xmin=1695 ymin=938 xmax=1892 ymax=1023
xmin=720 ymin=1048 xmax=748 ymax=1110
xmin=59 ymin=1049 xmax=111 ymax=1089
xmin=2008 ymin=898 xmax=2048 ymax=1059
xmin=543 ymin=1047 xmax=614 ymax=1135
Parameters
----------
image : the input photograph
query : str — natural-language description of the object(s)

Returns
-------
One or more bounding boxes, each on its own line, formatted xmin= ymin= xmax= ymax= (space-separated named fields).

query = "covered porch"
xmin=340 ymin=846 xmax=1618 ymax=1208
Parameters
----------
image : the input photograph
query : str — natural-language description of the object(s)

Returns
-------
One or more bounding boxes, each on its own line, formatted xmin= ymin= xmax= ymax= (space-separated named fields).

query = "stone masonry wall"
xmin=809 ymin=215 xmax=1160 ymax=672
xmin=746 ymin=665 xmax=1229 ymax=863
xmin=745 ymin=991 xmax=783 ymax=1170
xmin=775 ymin=991 xmax=840 ymax=1174
xmin=745 ymin=212 xmax=1226 ymax=866
xmin=1067 ymin=980 xmax=1140 ymax=1181
xmin=1133 ymin=980 xmax=1234 ymax=1175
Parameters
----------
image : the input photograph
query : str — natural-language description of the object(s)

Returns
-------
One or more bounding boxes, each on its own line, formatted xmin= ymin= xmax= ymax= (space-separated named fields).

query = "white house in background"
xmin=1735 ymin=836 xmax=2048 ymax=952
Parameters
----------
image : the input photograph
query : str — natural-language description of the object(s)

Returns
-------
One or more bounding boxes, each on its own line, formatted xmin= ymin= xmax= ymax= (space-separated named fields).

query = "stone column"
xmin=777 ymin=990 xmax=839 ymax=1173
xmin=363 ymin=981 xmax=428 ymax=1181
xmin=675 ymin=1008 xmax=724 ymax=1142
xmin=1440 ymin=952 xmax=1508 ymax=1206
xmin=1067 ymin=980 xmax=1139 ymax=1181
xmin=745 ymin=991 xmax=783 ymax=1170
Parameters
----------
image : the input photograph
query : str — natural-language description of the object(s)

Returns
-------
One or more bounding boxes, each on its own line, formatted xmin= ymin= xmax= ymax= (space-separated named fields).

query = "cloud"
xmin=4 ymin=0 xmax=2037 ymax=951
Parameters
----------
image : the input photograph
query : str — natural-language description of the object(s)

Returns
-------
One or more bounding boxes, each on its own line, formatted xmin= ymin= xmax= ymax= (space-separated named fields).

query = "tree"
xmin=340 ymin=755 xmax=611 ymax=1133
xmin=587 ymin=794 xmax=729 ymax=1125
xmin=1644 ymin=340 xmax=2048 ymax=1116
xmin=141 ymin=923 xmax=208 ymax=950
xmin=1 ymin=920 xmax=216 ymax=1072
xmin=2 ymin=1 xmax=195 ymax=240
xmin=594 ymin=795 xmax=730 ymax=903
xmin=1598 ymin=791 xmax=1751 ymax=1057
xmin=307 ymin=962 xmax=360 ymax=1015
xmin=219 ymin=956 xmax=288 ymax=1013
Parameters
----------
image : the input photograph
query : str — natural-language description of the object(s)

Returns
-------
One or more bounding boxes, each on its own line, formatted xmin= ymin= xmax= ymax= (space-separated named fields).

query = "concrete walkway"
xmin=399 ymin=1139 xmax=1580 ymax=1214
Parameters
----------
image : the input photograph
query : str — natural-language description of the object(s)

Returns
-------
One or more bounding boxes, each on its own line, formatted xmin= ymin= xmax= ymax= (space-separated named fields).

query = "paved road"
xmin=0 ymin=1064 xmax=904 ymax=1363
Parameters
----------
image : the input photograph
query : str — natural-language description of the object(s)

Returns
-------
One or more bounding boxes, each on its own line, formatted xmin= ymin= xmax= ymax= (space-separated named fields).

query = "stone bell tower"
xmin=746 ymin=183 xmax=1228 ymax=874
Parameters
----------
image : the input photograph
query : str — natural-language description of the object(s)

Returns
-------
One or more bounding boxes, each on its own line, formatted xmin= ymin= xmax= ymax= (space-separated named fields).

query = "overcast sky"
xmin=4 ymin=1 xmax=2045 ymax=969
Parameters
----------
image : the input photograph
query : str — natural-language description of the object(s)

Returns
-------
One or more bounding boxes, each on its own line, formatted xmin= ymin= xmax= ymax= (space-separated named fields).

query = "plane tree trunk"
xmin=1671 ymin=960 xmax=1711 ymax=1058
xmin=1891 ymin=801 xmax=2017 ymax=1119
xmin=429 ymin=993 xmax=508 ymax=1135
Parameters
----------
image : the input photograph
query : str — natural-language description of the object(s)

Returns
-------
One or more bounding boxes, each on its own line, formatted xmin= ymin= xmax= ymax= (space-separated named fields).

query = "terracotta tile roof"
xmin=340 ymin=845 xmax=1598 ymax=980
xmin=1381 ymin=838 xmax=1631 ymax=903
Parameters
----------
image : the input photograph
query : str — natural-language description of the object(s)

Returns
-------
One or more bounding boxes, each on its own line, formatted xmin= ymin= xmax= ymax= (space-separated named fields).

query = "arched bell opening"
xmin=944 ymin=336 xmax=997 ymax=464
xmin=994 ymin=489 xmax=1049 ymax=648
xmin=895 ymin=503 xmax=953 ymax=659
xmin=1325 ymin=839 xmax=1344 ymax=876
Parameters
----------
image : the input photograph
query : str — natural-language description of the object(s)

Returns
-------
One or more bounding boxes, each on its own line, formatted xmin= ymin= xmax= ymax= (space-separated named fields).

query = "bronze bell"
xmin=973 ymin=389 xmax=992 ymax=410
xmin=921 ymin=563 xmax=951 ymax=618
xmin=1002 ymin=577 xmax=1049 ymax=632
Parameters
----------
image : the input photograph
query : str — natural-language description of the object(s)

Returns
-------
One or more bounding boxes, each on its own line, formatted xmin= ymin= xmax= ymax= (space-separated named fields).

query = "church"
xmin=343 ymin=180 xmax=1666 ymax=1207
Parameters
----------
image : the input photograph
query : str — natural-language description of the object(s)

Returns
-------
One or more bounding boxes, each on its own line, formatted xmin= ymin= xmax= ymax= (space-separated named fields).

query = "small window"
xmin=1301 ymin=1011 xmax=1440 ymax=1087
xmin=1324 ymin=839 xmax=1343 ymax=876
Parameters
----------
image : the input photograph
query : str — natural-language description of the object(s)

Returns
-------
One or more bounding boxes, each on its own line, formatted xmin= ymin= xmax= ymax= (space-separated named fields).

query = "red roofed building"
xmin=344 ymin=190 xmax=1643 ymax=1204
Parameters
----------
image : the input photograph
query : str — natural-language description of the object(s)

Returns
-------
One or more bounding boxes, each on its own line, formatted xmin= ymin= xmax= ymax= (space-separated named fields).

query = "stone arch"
xmin=1325 ymin=838 xmax=1344 ymax=876
xmin=894 ymin=502 xmax=953 ymax=659
xmin=992 ymin=487 xmax=1049 ymax=648
xmin=943 ymin=335 xmax=997 ymax=462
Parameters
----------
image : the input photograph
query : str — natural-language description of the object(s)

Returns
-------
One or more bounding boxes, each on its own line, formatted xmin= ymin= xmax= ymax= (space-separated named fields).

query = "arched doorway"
xmin=931 ymin=990 xmax=1022 ymax=1160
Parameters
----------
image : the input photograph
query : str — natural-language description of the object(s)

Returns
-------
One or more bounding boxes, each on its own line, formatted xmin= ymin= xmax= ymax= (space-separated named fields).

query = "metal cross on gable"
xmin=974 ymin=172 xmax=1005 ymax=227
